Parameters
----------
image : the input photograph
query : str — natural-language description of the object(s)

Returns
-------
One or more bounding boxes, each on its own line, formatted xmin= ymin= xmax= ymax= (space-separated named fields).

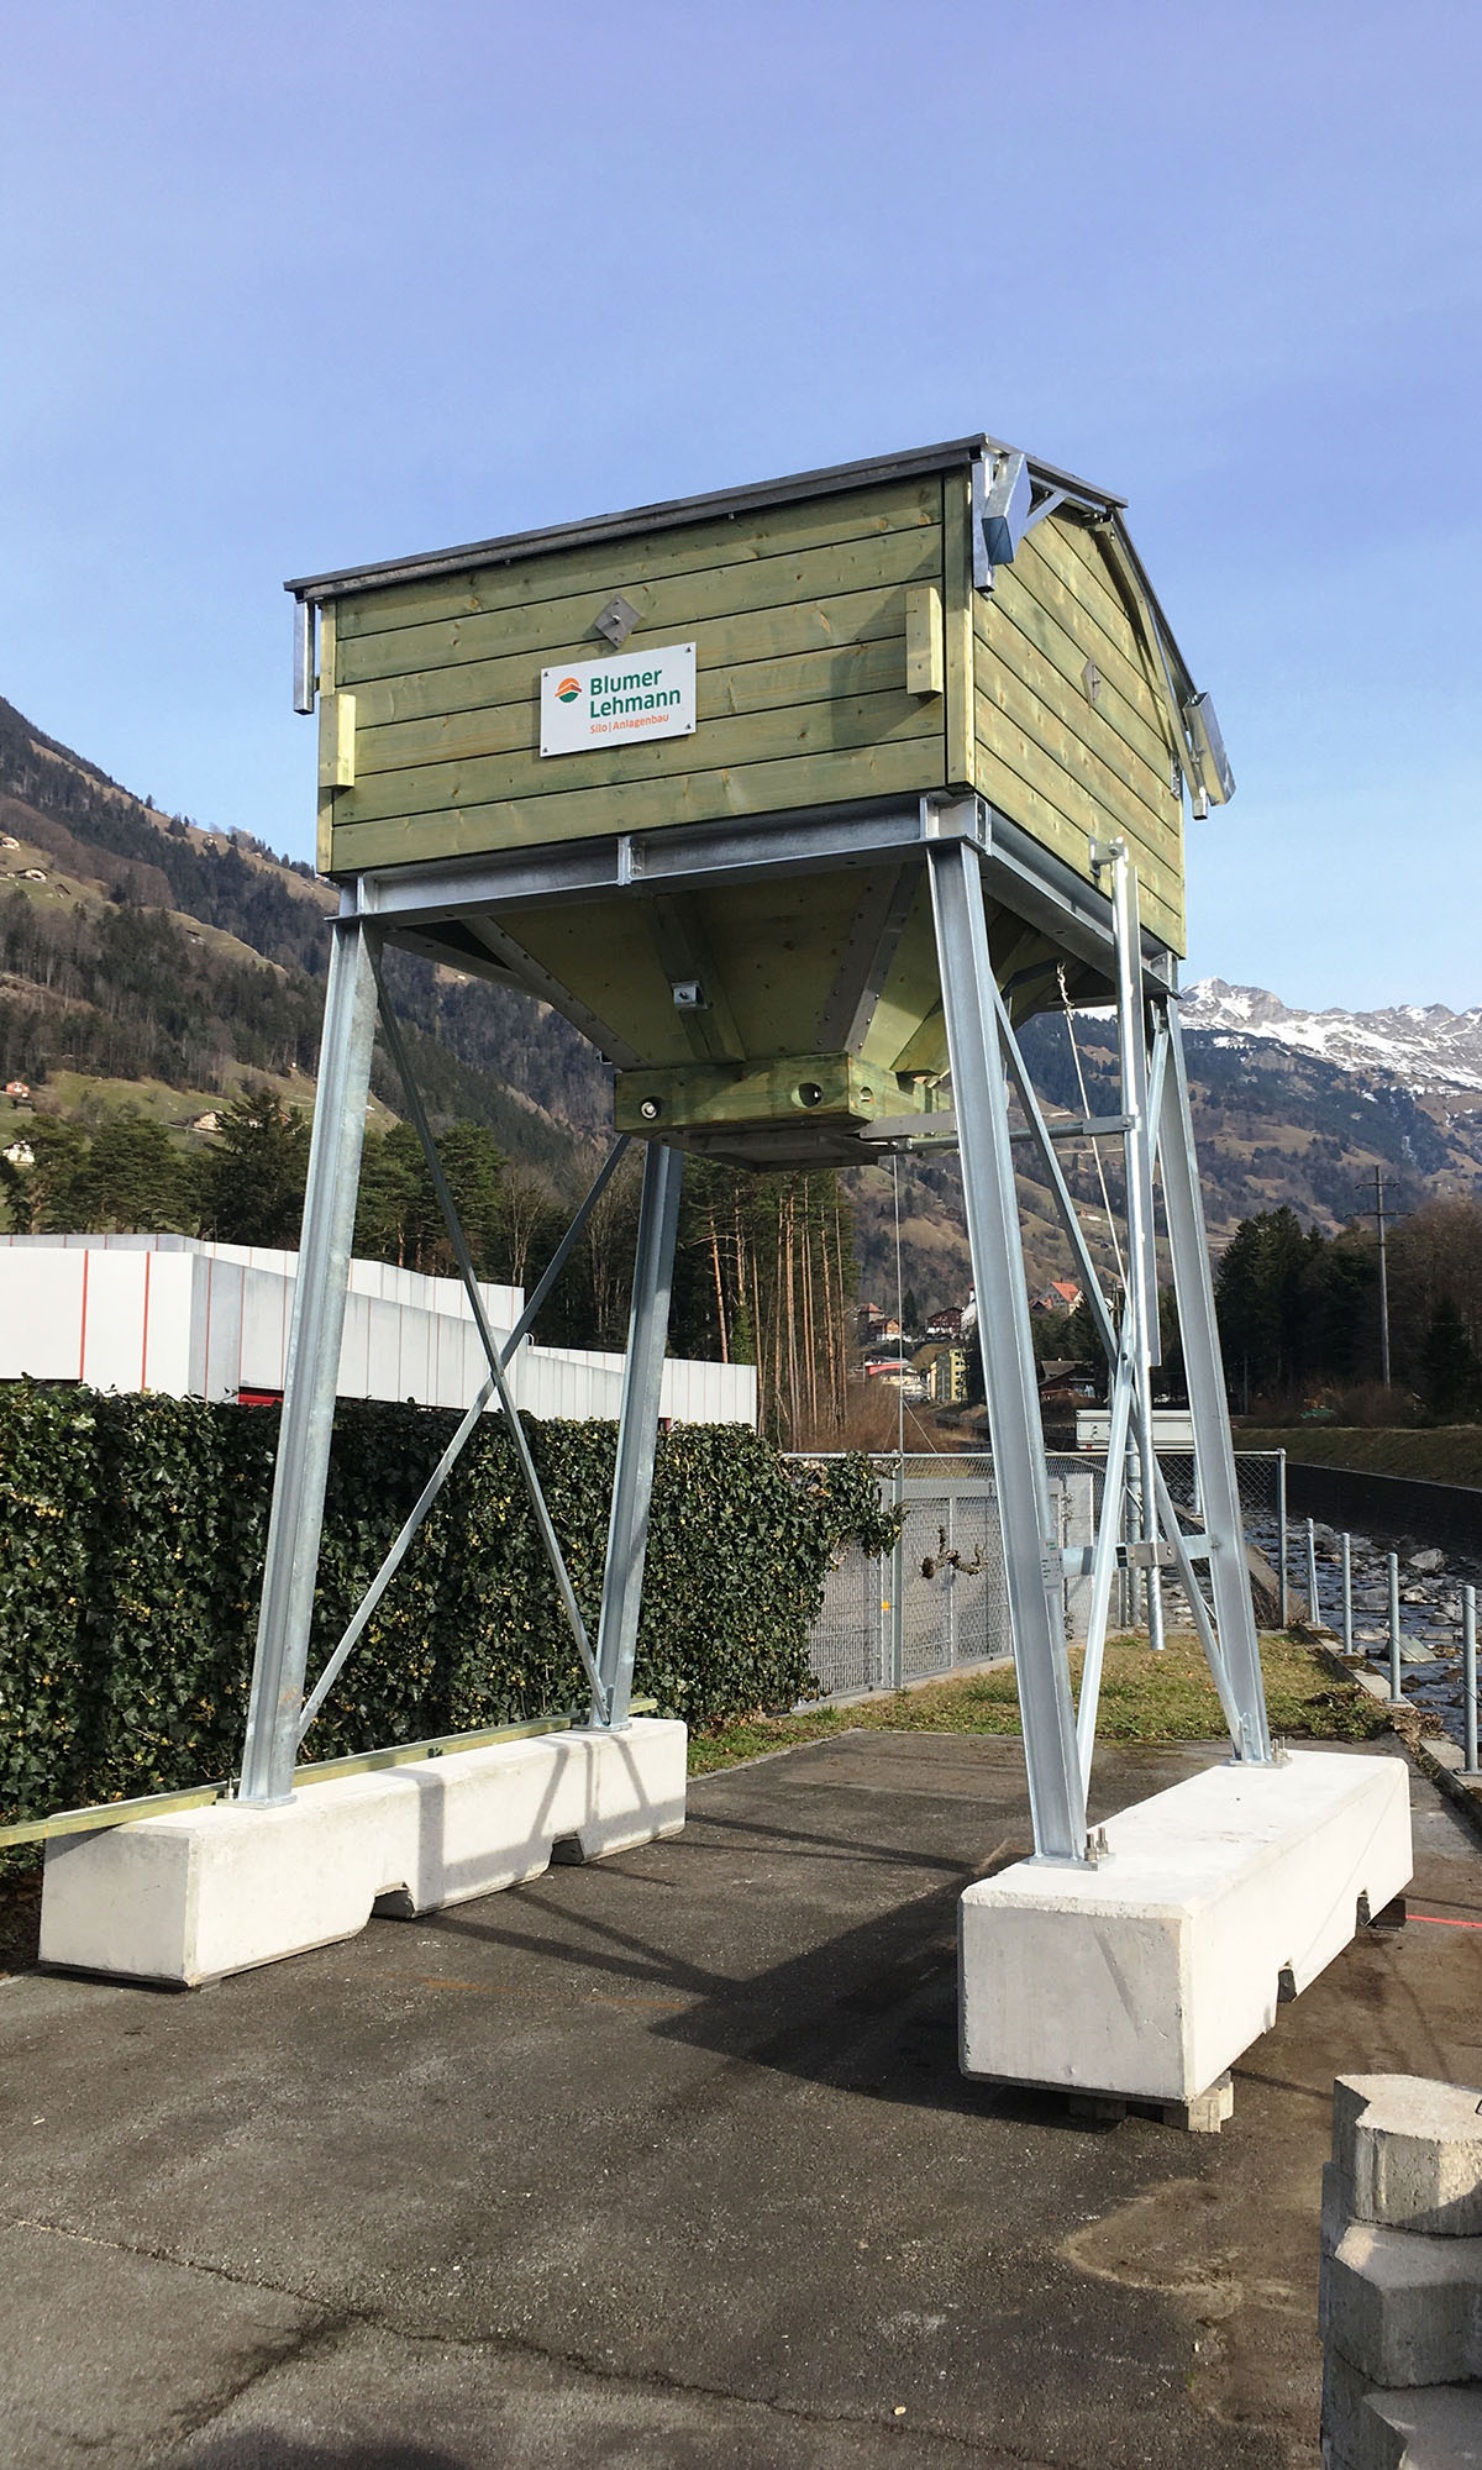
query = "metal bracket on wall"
xmin=292 ymin=599 xmax=317 ymax=714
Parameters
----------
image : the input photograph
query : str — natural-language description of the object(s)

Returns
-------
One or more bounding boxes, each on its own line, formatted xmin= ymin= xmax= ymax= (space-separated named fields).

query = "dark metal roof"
xmin=284 ymin=433 xmax=1123 ymax=602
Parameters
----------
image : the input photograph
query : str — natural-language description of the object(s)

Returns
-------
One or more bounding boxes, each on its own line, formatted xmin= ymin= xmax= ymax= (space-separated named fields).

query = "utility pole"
xmin=1355 ymin=1168 xmax=1398 ymax=1387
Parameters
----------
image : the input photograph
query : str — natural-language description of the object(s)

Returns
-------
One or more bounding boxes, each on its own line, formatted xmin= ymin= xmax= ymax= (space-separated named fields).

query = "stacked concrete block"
xmin=1322 ymin=2075 xmax=1482 ymax=2468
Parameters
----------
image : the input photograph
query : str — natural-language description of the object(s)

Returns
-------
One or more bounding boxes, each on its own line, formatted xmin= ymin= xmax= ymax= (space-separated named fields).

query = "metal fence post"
xmin=946 ymin=1490 xmax=959 ymax=1669
xmin=890 ymin=1458 xmax=905 ymax=1690
xmin=1306 ymin=1516 xmax=1320 ymax=1631
xmin=238 ymin=909 xmax=378 ymax=1805
xmin=592 ymin=1140 xmax=684 ymax=1730
xmin=1341 ymin=1531 xmax=1353 ymax=1657
xmin=1277 ymin=1451 xmax=1289 ymax=1630
xmin=1465 ymin=1586 xmax=1478 ymax=1776
xmin=1387 ymin=1553 xmax=1404 ymax=1706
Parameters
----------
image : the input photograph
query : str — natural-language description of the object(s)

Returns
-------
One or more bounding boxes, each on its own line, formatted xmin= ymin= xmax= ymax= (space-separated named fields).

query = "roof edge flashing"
xmin=285 ymin=434 xmax=1125 ymax=602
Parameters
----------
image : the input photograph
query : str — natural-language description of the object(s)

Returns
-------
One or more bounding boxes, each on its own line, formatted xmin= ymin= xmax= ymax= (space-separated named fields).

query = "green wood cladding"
xmin=317 ymin=466 xmax=1186 ymax=955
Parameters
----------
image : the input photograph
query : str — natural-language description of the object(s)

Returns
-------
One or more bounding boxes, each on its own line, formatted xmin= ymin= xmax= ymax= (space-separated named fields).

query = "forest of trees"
xmin=1213 ymin=1198 xmax=1482 ymax=1419
xmin=0 ymin=889 xmax=325 ymax=1090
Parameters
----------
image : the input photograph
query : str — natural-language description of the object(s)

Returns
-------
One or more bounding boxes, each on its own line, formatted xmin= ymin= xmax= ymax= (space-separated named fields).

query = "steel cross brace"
xmin=997 ymin=987 xmax=1216 ymax=1765
xmin=295 ymin=1135 xmax=634 ymax=1745
xmin=985 ymin=853 xmax=1271 ymax=1796
xmin=368 ymin=949 xmax=604 ymax=1709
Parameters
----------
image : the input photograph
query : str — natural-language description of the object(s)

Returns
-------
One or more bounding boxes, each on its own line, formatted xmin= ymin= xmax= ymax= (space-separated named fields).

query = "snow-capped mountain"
xmin=1182 ymin=981 xmax=1482 ymax=1097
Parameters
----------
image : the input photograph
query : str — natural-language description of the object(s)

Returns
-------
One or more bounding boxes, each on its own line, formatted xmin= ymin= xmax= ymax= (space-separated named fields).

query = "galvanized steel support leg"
xmin=928 ymin=837 xmax=1086 ymax=1862
xmin=592 ymin=1141 xmax=684 ymax=1730
xmin=239 ymin=910 xmax=378 ymax=1804
xmin=1111 ymin=849 xmax=1164 ymax=1652
xmin=1157 ymin=1002 xmax=1272 ymax=1762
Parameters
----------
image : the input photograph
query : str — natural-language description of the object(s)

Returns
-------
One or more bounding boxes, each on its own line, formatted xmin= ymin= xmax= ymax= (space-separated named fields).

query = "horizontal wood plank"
xmin=1016 ymin=519 xmax=1171 ymax=726
xmin=971 ymin=720 xmax=1184 ymax=950
xmin=356 ymin=636 xmax=913 ymax=778
xmin=334 ymin=526 xmax=942 ymax=688
xmin=339 ymin=686 xmax=943 ymax=826
xmin=978 ymin=568 xmax=1174 ymax=784
xmin=978 ymin=543 xmax=1168 ymax=757
xmin=974 ymin=660 xmax=1178 ymax=858
xmin=336 ymin=475 xmax=943 ymax=642
xmin=1029 ymin=512 xmax=1153 ymax=656
xmin=981 ymin=616 xmax=1174 ymax=823
xmin=973 ymin=703 xmax=1177 ymax=904
xmin=345 ymin=582 xmax=915 ymax=729
xmin=328 ymin=735 xmax=946 ymax=875
xmin=973 ymin=695 xmax=1176 ymax=901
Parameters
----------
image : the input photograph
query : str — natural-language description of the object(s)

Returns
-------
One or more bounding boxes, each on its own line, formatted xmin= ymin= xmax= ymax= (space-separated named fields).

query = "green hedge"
xmin=0 ymin=1386 xmax=896 ymax=1841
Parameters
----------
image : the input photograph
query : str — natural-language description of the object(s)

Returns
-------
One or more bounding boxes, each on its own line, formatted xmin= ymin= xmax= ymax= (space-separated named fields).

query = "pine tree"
xmin=200 ymin=1088 xmax=311 ymax=1247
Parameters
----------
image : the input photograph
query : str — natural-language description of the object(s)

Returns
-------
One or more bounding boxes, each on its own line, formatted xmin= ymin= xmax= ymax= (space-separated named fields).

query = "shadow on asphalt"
xmin=418 ymin=1834 xmax=1099 ymax=2133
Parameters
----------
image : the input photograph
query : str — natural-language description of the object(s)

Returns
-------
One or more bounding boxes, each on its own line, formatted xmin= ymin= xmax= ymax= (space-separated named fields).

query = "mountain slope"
xmin=1184 ymin=979 xmax=1482 ymax=1094
xmin=853 ymin=988 xmax=1482 ymax=1313
xmin=0 ymin=694 xmax=608 ymax=1182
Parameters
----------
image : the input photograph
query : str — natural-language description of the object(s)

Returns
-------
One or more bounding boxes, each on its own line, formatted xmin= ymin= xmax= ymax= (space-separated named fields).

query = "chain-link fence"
xmin=791 ymin=1451 xmax=1284 ymax=1703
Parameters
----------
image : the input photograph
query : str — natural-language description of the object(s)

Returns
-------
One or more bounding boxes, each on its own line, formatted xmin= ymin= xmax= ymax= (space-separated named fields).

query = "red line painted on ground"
xmin=1410 ymin=1912 xmax=1482 ymax=1931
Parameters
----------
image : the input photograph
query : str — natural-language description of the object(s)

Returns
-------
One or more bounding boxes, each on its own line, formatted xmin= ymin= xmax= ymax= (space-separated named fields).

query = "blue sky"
xmin=3 ymin=1 xmax=1478 ymax=1010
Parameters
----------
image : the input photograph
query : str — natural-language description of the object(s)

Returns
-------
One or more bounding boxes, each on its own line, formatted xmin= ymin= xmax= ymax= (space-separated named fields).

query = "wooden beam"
xmin=905 ymin=583 xmax=944 ymax=696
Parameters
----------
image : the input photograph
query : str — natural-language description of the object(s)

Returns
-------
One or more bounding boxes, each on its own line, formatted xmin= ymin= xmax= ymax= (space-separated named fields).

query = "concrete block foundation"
xmin=959 ymin=1749 xmax=1411 ymax=2107
xmin=39 ymin=1719 xmax=687 ymax=1988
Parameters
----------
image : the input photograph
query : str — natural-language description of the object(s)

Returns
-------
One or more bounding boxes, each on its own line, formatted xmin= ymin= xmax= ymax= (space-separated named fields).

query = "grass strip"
xmin=688 ymin=1634 xmax=1390 ymax=1774
xmin=1239 ymin=1427 xmax=1482 ymax=1487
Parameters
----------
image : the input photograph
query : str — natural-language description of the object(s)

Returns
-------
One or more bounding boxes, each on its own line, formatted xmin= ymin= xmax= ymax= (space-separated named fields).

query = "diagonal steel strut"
xmin=296 ymin=1134 xmax=633 ymax=1743
xmin=368 ymin=947 xmax=603 ymax=1708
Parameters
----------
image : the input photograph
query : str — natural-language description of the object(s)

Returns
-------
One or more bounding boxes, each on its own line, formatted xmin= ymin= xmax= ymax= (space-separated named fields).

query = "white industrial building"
xmin=0 ymin=1233 xmax=756 ymax=1426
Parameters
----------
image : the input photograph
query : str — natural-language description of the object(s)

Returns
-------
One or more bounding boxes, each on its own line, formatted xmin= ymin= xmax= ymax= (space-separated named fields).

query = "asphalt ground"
xmin=1 ymin=1733 xmax=1479 ymax=2470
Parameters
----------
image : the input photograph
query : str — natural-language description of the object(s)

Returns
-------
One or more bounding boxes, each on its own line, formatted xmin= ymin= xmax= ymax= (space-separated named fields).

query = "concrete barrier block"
xmin=1334 ymin=2076 xmax=1482 ymax=2238
xmin=40 ymin=1719 xmax=687 ymax=1988
xmin=1324 ymin=2347 xmax=1482 ymax=2470
xmin=1322 ymin=2218 xmax=1482 ymax=2388
xmin=960 ymin=1750 xmax=1411 ymax=2104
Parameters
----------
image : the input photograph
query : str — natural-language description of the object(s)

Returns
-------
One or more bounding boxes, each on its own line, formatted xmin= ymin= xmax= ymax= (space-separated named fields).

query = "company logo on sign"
xmin=540 ymin=642 xmax=696 ymax=757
